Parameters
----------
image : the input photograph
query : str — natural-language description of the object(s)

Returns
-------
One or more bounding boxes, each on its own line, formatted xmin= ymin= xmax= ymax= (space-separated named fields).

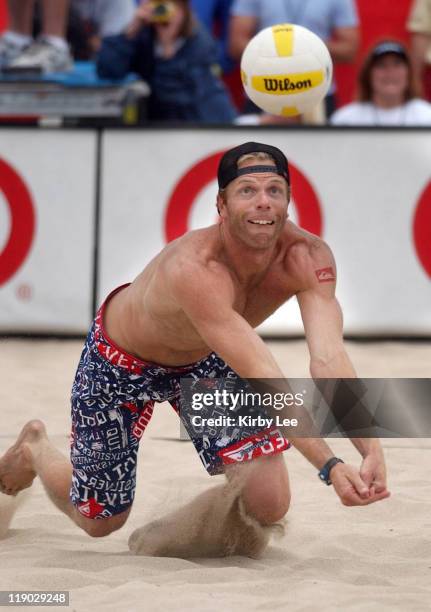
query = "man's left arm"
xmin=294 ymin=241 xmax=389 ymax=502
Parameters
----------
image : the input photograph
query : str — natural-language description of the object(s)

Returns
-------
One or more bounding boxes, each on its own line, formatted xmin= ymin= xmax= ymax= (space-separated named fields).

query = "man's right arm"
xmin=170 ymin=259 xmax=390 ymax=505
xmin=169 ymin=259 xmax=284 ymax=378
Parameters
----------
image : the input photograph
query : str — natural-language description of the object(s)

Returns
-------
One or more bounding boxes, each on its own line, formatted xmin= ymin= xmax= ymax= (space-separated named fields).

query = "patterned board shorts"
xmin=70 ymin=285 xmax=290 ymax=519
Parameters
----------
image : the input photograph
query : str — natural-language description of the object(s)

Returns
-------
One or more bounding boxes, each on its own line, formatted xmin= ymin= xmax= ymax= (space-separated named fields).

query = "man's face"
xmin=218 ymin=161 xmax=289 ymax=249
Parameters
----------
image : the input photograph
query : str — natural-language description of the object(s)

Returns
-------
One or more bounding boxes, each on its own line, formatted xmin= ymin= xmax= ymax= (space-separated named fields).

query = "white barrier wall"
xmin=99 ymin=128 xmax=431 ymax=335
xmin=1 ymin=128 xmax=430 ymax=334
xmin=0 ymin=130 xmax=96 ymax=332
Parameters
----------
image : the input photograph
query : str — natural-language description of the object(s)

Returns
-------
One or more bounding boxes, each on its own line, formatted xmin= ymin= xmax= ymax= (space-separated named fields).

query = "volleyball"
xmin=240 ymin=23 xmax=333 ymax=116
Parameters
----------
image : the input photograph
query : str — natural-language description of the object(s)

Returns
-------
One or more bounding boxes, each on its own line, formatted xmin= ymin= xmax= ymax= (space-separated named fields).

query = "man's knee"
xmin=230 ymin=455 xmax=291 ymax=525
xmin=75 ymin=507 xmax=131 ymax=538
xmin=243 ymin=483 xmax=291 ymax=525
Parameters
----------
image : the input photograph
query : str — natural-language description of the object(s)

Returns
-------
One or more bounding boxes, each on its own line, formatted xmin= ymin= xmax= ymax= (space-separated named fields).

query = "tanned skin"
xmin=105 ymin=158 xmax=390 ymax=512
xmin=0 ymin=157 xmax=389 ymax=537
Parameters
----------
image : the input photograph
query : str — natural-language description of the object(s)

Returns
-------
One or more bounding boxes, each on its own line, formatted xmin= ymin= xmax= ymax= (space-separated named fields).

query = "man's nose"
xmin=256 ymin=190 xmax=271 ymax=208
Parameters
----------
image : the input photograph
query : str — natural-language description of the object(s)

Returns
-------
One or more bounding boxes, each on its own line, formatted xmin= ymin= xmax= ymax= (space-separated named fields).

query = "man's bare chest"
xmin=233 ymin=272 xmax=297 ymax=328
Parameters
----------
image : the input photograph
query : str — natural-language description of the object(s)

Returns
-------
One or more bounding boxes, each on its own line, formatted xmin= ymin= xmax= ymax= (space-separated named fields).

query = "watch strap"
xmin=318 ymin=457 xmax=344 ymax=485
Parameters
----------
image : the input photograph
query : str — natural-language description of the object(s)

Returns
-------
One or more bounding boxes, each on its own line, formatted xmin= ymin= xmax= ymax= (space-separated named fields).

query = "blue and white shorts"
xmin=70 ymin=285 xmax=290 ymax=519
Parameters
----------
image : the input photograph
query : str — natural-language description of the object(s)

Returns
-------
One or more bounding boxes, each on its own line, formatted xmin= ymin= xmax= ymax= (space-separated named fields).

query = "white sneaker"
xmin=6 ymin=38 xmax=73 ymax=74
xmin=0 ymin=35 xmax=27 ymax=70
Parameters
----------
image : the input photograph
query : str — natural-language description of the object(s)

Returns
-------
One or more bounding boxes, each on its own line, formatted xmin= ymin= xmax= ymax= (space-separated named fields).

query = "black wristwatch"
xmin=318 ymin=457 xmax=344 ymax=485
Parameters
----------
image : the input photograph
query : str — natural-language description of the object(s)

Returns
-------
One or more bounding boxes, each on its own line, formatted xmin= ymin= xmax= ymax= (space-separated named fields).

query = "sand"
xmin=0 ymin=338 xmax=430 ymax=612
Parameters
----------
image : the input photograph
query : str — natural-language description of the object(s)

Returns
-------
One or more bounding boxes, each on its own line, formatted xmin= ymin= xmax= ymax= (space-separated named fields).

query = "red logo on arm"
xmin=315 ymin=267 xmax=336 ymax=283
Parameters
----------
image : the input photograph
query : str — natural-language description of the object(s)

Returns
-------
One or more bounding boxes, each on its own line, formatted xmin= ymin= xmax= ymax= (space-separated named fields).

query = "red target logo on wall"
xmin=164 ymin=150 xmax=323 ymax=242
xmin=0 ymin=158 xmax=36 ymax=286
xmin=413 ymin=180 xmax=431 ymax=278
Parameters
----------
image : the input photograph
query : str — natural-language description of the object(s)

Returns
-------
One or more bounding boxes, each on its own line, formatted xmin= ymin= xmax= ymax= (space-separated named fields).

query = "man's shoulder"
xmin=164 ymin=226 xmax=231 ymax=280
xmin=282 ymin=224 xmax=336 ymax=292
xmin=283 ymin=223 xmax=329 ymax=258
xmin=161 ymin=228 xmax=236 ymax=309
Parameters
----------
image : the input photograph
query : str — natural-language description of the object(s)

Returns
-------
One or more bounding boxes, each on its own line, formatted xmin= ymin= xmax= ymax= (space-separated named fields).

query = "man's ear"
xmin=216 ymin=192 xmax=227 ymax=217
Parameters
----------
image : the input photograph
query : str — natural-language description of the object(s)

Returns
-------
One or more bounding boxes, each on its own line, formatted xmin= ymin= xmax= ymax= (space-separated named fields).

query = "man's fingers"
xmin=362 ymin=489 xmax=391 ymax=505
xmin=340 ymin=487 xmax=367 ymax=506
xmin=342 ymin=488 xmax=390 ymax=506
xmin=348 ymin=472 xmax=370 ymax=499
xmin=373 ymin=481 xmax=387 ymax=494
xmin=333 ymin=465 xmax=390 ymax=506
xmin=359 ymin=468 xmax=374 ymax=487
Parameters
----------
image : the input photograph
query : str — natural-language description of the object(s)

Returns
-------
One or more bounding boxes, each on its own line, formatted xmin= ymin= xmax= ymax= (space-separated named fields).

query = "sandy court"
xmin=0 ymin=338 xmax=430 ymax=612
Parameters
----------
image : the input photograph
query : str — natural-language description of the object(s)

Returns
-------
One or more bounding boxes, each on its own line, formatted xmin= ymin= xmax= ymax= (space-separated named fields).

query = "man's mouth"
xmin=248 ymin=220 xmax=275 ymax=225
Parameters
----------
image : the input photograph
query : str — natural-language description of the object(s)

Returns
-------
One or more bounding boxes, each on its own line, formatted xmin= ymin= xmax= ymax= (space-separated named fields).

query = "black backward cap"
xmin=217 ymin=142 xmax=290 ymax=190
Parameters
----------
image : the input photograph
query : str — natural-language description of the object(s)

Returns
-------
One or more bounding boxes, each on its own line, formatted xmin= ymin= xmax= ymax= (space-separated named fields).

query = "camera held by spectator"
xmin=97 ymin=0 xmax=237 ymax=122
xmin=149 ymin=1 xmax=176 ymax=24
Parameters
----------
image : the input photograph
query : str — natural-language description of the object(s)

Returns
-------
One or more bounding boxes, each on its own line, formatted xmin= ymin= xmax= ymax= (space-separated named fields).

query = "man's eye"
xmin=270 ymin=186 xmax=281 ymax=194
xmin=241 ymin=186 xmax=253 ymax=194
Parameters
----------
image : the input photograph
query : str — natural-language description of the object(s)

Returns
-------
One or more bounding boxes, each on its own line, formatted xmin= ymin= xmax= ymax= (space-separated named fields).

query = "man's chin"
xmin=243 ymin=232 xmax=278 ymax=250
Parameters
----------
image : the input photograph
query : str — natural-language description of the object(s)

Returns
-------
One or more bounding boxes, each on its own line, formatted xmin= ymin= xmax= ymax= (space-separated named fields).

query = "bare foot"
xmin=0 ymin=420 xmax=47 ymax=495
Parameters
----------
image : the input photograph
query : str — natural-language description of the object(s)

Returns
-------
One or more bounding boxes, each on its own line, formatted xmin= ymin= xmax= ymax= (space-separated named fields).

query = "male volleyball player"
xmin=0 ymin=142 xmax=389 ymax=552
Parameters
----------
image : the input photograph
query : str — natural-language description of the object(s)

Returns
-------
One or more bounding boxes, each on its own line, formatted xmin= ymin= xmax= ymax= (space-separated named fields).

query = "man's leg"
xmin=0 ymin=420 xmax=130 ymax=538
xmin=225 ymin=453 xmax=291 ymax=526
xmin=129 ymin=454 xmax=290 ymax=558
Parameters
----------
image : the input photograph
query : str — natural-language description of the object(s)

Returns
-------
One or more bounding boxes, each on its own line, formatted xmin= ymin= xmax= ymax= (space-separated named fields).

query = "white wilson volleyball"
xmin=240 ymin=23 xmax=333 ymax=116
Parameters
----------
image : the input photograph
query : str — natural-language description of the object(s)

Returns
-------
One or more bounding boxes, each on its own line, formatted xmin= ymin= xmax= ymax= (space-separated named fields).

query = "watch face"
xmin=319 ymin=458 xmax=343 ymax=484
xmin=318 ymin=468 xmax=329 ymax=483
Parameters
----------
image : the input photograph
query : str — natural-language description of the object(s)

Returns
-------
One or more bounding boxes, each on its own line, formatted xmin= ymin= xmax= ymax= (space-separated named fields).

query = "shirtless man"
xmin=0 ymin=142 xmax=390 ymax=550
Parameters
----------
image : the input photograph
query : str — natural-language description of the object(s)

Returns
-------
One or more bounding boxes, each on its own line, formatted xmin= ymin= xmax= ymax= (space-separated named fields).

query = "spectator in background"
xmin=330 ymin=41 xmax=431 ymax=125
xmin=97 ymin=0 xmax=237 ymax=123
xmin=407 ymin=0 xmax=431 ymax=101
xmin=0 ymin=0 xmax=72 ymax=73
xmin=228 ymin=0 xmax=359 ymax=118
xmin=190 ymin=0 xmax=234 ymax=74
xmin=70 ymin=0 xmax=136 ymax=59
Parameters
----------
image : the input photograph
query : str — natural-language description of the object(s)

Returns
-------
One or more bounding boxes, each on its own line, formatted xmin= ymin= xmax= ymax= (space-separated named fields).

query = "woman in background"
xmin=331 ymin=40 xmax=431 ymax=126
xmin=97 ymin=0 xmax=237 ymax=123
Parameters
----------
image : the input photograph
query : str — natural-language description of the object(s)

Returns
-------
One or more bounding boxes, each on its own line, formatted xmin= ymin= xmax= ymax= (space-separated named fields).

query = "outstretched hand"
xmin=330 ymin=461 xmax=390 ymax=506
